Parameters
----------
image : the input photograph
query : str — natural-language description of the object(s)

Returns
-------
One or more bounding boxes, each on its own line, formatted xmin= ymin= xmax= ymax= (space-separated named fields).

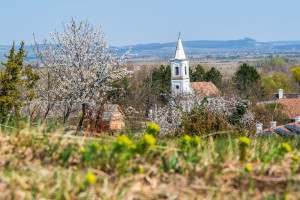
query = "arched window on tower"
xmin=185 ymin=66 xmax=187 ymax=75
xmin=175 ymin=67 xmax=179 ymax=76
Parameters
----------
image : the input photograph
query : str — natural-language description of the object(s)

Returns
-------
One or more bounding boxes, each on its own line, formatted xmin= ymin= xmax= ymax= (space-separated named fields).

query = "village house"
xmin=275 ymin=89 xmax=300 ymax=119
xmin=256 ymin=118 xmax=300 ymax=137
xmin=256 ymin=89 xmax=300 ymax=137
xmin=257 ymin=88 xmax=300 ymax=120
xmin=103 ymin=104 xmax=125 ymax=131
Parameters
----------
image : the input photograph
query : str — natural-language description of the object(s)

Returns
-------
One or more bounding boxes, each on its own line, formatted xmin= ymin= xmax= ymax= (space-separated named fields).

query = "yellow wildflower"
xmin=117 ymin=135 xmax=132 ymax=147
xmin=141 ymin=133 xmax=156 ymax=148
xmin=146 ymin=123 xmax=160 ymax=135
xmin=139 ymin=167 xmax=144 ymax=174
xmin=102 ymin=145 xmax=108 ymax=152
xmin=129 ymin=144 xmax=137 ymax=151
xmin=194 ymin=136 xmax=201 ymax=144
xmin=84 ymin=173 xmax=96 ymax=185
xmin=239 ymin=136 xmax=250 ymax=146
xmin=244 ymin=164 xmax=252 ymax=173
xmin=292 ymin=155 xmax=300 ymax=162
xmin=80 ymin=148 xmax=87 ymax=154
xmin=91 ymin=142 xmax=99 ymax=149
xmin=281 ymin=143 xmax=292 ymax=153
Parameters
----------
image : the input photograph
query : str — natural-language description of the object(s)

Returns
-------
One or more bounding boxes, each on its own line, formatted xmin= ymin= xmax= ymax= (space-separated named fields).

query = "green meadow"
xmin=0 ymin=123 xmax=299 ymax=200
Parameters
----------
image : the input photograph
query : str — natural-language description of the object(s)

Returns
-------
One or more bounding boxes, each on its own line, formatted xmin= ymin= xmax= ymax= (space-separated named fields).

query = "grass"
xmin=0 ymin=124 xmax=299 ymax=199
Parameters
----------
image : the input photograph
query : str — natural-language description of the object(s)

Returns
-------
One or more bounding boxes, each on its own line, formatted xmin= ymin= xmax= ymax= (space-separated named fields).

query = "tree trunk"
xmin=76 ymin=103 xmax=86 ymax=134
xmin=63 ymin=109 xmax=70 ymax=125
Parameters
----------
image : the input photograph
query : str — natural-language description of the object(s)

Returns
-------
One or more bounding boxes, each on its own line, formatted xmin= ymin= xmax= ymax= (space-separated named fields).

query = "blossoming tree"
xmin=149 ymin=93 xmax=254 ymax=135
xmin=33 ymin=18 xmax=131 ymax=132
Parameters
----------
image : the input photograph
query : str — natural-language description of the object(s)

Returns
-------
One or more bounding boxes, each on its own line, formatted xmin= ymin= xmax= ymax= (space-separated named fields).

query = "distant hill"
xmin=1 ymin=38 xmax=300 ymax=61
xmin=114 ymin=38 xmax=300 ymax=58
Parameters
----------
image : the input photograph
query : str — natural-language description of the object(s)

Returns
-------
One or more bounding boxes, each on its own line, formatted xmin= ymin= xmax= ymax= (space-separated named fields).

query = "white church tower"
xmin=171 ymin=36 xmax=193 ymax=94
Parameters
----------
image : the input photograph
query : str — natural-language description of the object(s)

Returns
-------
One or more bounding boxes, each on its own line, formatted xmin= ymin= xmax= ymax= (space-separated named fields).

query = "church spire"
xmin=174 ymin=33 xmax=186 ymax=60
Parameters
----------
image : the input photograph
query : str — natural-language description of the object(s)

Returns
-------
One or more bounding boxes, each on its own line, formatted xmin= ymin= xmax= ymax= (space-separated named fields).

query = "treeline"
xmin=1 ymin=40 xmax=300 ymax=132
xmin=0 ymin=17 xmax=300 ymax=135
xmin=110 ymin=61 xmax=300 ymax=129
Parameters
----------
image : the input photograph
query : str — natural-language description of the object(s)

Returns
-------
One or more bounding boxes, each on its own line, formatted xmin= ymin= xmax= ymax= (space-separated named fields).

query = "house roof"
xmin=275 ymin=93 xmax=300 ymax=99
xmin=277 ymin=98 xmax=300 ymax=119
xmin=257 ymin=122 xmax=300 ymax=137
xmin=190 ymin=81 xmax=220 ymax=97
xmin=258 ymin=93 xmax=300 ymax=102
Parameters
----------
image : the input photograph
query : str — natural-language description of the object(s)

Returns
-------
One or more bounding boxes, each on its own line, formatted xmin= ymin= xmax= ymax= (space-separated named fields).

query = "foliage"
xmin=190 ymin=65 xmax=223 ymax=89
xmin=266 ymin=56 xmax=286 ymax=71
xmin=0 ymin=41 xmax=39 ymax=122
xmin=178 ymin=135 xmax=201 ymax=151
xmin=263 ymin=72 xmax=293 ymax=93
xmin=190 ymin=64 xmax=205 ymax=82
xmin=291 ymin=66 xmax=300 ymax=86
xmin=182 ymin=109 xmax=231 ymax=136
xmin=264 ymin=102 xmax=290 ymax=126
xmin=1 ymin=124 xmax=300 ymax=199
xmin=252 ymin=104 xmax=290 ymax=129
xmin=232 ymin=63 xmax=261 ymax=96
xmin=106 ymin=77 xmax=131 ymax=102
xmin=239 ymin=136 xmax=250 ymax=161
xmin=151 ymin=95 xmax=254 ymax=137
xmin=228 ymin=101 xmax=246 ymax=125
xmin=205 ymin=67 xmax=223 ymax=88
xmin=144 ymin=65 xmax=171 ymax=105
xmin=258 ymin=56 xmax=292 ymax=74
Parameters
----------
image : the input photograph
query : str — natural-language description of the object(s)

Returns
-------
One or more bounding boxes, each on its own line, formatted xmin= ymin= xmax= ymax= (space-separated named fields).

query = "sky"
xmin=0 ymin=0 xmax=300 ymax=46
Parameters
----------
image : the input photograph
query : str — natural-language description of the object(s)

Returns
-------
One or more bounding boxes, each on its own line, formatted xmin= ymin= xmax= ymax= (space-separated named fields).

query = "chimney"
xmin=295 ymin=116 xmax=300 ymax=123
xmin=270 ymin=121 xmax=277 ymax=129
xmin=278 ymin=89 xmax=283 ymax=99
xmin=256 ymin=123 xmax=263 ymax=132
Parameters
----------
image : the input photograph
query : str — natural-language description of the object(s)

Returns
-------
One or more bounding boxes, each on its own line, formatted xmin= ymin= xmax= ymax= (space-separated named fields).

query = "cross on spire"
xmin=178 ymin=32 xmax=181 ymax=39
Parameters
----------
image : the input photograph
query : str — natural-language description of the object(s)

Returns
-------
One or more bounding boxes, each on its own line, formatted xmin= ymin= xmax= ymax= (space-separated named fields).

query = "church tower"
xmin=171 ymin=36 xmax=193 ymax=94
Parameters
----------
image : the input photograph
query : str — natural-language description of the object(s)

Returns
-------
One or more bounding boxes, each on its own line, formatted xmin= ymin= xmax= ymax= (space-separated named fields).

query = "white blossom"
xmin=32 ymin=18 xmax=132 ymax=123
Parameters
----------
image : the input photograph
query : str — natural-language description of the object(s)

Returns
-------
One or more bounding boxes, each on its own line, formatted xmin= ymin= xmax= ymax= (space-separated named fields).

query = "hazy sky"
xmin=0 ymin=0 xmax=300 ymax=46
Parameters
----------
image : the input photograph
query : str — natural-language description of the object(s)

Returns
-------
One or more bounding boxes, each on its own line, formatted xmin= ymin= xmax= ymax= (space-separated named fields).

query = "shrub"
xmin=181 ymin=110 xmax=231 ymax=136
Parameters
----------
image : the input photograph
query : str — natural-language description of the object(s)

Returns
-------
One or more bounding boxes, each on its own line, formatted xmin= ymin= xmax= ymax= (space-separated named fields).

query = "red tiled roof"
xmin=277 ymin=98 xmax=300 ymax=119
xmin=190 ymin=81 xmax=220 ymax=97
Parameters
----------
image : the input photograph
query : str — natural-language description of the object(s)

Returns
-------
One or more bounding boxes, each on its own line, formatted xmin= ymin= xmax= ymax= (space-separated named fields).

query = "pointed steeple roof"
xmin=174 ymin=37 xmax=186 ymax=60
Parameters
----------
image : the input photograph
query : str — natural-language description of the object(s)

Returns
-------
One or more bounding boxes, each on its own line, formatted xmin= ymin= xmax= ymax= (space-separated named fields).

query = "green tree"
xmin=263 ymin=56 xmax=290 ymax=73
xmin=291 ymin=66 xmax=300 ymax=86
xmin=262 ymin=72 xmax=293 ymax=93
xmin=144 ymin=65 xmax=171 ymax=105
xmin=233 ymin=63 xmax=261 ymax=96
xmin=190 ymin=64 xmax=205 ymax=82
xmin=0 ymin=41 xmax=39 ymax=122
xmin=205 ymin=67 xmax=222 ymax=88
xmin=107 ymin=77 xmax=130 ymax=99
